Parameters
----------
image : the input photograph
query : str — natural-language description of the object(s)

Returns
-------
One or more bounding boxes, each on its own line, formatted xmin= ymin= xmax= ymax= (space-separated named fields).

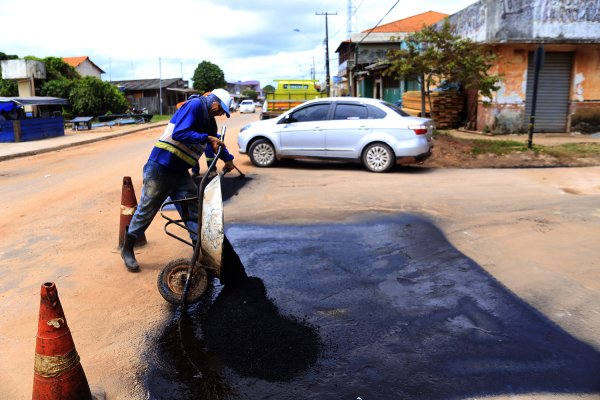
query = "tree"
xmin=24 ymin=56 xmax=79 ymax=81
xmin=262 ymin=84 xmax=275 ymax=94
xmin=40 ymin=57 xmax=80 ymax=81
xmin=0 ymin=52 xmax=19 ymax=96
xmin=0 ymin=78 xmax=17 ymax=97
xmin=69 ymin=76 xmax=129 ymax=116
xmin=385 ymin=19 xmax=499 ymax=127
xmin=192 ymin=61 xmax=226 ymax=93
xmin=23 ymin=56 xmax=80 ymax=95
xmin=41 ymin=79 xmax=74 ymax=99
xmin=242 ymin=88 xmax=257 ymax=101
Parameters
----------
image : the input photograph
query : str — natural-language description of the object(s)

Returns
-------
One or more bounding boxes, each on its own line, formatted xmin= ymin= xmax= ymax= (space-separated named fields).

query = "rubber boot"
xmin=121 ymin=233 xmax=140 ymax=272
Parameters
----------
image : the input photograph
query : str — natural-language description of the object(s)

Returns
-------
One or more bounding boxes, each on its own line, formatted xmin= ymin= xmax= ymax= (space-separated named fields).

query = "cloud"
xmin=0 ymin=0 xmax=478 ymax=88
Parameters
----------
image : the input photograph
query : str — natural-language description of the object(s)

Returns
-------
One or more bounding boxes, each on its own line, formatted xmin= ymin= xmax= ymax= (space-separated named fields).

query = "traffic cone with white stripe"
xmin=32 ymin=282 xmax=98 ymax=399
xmin=119 ymin=176 xmax=146 ymax=248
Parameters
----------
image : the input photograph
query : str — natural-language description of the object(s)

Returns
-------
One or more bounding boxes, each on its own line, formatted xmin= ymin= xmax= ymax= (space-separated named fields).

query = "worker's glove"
xmin=223 ymin=160 xmax=235 ymax=174
xmin=207 ymin=136 xmax=225 ymax=153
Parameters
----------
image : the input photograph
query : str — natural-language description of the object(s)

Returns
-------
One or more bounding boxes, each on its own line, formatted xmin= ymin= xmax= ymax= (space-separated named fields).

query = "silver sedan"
xmin=237 ymin=97 xmax=434 ymax=172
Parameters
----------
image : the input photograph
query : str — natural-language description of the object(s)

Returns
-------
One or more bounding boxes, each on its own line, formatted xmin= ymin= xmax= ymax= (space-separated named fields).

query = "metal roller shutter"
xmin=525 ymin=52 xmax=573 ymax=133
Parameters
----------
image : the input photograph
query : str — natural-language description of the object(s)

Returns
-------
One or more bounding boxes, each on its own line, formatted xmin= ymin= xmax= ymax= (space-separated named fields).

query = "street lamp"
xmin=292 ymin=29 xmax=316 ymax=80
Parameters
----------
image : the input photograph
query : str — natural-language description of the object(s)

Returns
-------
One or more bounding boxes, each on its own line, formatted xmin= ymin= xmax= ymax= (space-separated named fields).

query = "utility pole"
xmin=347 ymin=0 xmax=352 ymax=39
xmin=159 ymin=57 xmax=163 ymax=115
xmin=527 ymin=44 xmax=545 ymax=149
xmin=316 ymin=12 xmax=337 ymax=96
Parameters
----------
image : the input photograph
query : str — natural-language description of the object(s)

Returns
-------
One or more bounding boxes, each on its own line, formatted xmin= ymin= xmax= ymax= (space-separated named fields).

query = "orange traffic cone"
xmin=119 ymin=176 xmax=147 ymax=248
xmin=32 ymin=282 xmax=94 ymax=400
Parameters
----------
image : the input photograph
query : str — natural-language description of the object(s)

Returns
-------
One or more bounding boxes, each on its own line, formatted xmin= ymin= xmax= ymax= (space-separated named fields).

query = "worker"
xmin=121 ymin=88 xmax=235 ymax=273
xmin=179 ymin=94 xmax=228 ymax=180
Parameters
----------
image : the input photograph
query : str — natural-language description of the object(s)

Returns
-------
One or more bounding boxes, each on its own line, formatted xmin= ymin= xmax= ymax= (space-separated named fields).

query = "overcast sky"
xmin=0 ymin=0 xmax=477 ymax=88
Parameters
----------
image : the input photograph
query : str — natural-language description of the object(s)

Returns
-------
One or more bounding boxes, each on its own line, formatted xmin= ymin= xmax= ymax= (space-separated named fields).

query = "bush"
xmin=69 ymin=77 xmax=129 ymax=116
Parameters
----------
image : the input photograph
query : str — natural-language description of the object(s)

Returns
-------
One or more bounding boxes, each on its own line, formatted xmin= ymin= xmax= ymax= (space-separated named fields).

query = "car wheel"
xmin=362 ymin=143 xmax=394 ymax=172
xmin=249 ymin=139 xmax=276 ymax=167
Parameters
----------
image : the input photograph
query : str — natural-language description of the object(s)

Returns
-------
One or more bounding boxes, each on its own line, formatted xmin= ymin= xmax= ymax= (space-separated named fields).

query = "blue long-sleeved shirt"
xmin=148 ymin=95 xmax=233 ymax=174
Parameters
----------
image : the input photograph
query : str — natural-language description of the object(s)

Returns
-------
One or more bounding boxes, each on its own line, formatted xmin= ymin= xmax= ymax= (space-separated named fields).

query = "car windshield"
xmin=380 ymin=101 xmax=410 ymax=117
xmin=242 ymin=100 xmax=253 ymax=104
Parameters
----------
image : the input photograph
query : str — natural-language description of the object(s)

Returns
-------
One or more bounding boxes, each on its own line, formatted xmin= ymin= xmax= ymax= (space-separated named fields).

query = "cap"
xmin=211 ymin=88 xmax=231 ymax=118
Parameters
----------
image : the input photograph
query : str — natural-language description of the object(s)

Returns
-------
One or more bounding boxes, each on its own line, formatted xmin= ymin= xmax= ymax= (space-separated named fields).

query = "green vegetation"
xmin=0 ymin=54 xmax=130 ymax=116
xmin=262 ymin=84 xmax=275 ymax=94
xmin=242 ymin=88 xmax=257 ymax=101
xmin=0 ymin=52 xmax=19 ymax=96
xmin=386 ymin=19 xmax=499 ymax=129
xmin=70 ymin=76 xmax=129 ymax=116
xmin=468 ymin=139 xmax=532 ymax=155
xmin=542 ymin=143 xmax=600 ymax=158
xmin=436 ymin=131 xmax=600 ymax=158
xmin=26 ymin=56 xmax=79 ymax=81
xmin=150 ymin=114 xmax=172 ymax=123
xmin=192 ymin=61 xmax=226 ymax=93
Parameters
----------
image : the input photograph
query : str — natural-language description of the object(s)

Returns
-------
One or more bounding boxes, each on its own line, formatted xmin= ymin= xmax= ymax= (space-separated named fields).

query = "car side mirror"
xmin=279 ymin=114 xmax=293 ymax=124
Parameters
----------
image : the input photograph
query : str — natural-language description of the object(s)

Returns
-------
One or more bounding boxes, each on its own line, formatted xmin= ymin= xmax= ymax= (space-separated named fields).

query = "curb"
xmin=0 ymin=121 xmax=168 ymax=162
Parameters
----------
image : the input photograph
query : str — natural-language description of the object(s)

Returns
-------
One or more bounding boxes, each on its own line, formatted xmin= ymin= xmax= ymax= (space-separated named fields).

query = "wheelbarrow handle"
xmin=182 ymin=125 xmax=227 ymax=309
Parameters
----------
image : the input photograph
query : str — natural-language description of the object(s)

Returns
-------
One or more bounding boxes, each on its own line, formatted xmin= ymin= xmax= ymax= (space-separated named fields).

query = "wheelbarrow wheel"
xmin=157 ymin=258 xmax=208 ymax=305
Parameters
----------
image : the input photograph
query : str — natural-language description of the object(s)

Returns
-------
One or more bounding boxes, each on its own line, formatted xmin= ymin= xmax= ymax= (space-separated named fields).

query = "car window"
xmin=333 ymin=103 xmax=368 ymax=120
xmin=367 ymin=104 xmax=387 ymax=119
xmin=380 ymin=101 xmax=410 ymax=117
xmin=287 ymin=103 xmax=330 ymax=123
xmin=241 ymin=100 xmax=253 ymax=105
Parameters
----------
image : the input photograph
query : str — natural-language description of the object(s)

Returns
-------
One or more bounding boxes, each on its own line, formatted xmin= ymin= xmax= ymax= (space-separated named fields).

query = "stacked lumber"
xmin=401 ymin=91 xmax=430 ymax=116
xmin=401 ymin=90 xmax=463 ymax=129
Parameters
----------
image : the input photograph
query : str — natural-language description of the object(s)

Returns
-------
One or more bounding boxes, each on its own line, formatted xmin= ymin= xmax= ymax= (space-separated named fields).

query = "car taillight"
xmin=410 ymin=126 xmax=428 ymax=135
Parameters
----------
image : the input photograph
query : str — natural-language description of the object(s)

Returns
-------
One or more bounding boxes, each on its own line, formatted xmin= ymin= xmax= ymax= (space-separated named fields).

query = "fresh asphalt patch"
xmin=144 ymin=214 xmax=600 ymax=399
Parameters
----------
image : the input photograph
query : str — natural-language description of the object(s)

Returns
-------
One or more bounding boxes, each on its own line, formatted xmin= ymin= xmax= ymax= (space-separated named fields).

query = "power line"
xmin=330 ymin=0 xmax=366 ymax=40
xmin=357 ymin=0 xmax=401 ymax=45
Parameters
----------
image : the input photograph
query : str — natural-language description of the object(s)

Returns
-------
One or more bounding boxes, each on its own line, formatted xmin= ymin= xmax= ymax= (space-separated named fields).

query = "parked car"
xmin=239 ymin=99 xmax=256 ymax=113
xmin=237 ymin=97 xmax=434 ymax=172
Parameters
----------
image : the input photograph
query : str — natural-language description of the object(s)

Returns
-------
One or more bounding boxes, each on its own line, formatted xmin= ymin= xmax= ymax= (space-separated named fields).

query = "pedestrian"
xmin=121 ymin=88 xmax=235 ymax=273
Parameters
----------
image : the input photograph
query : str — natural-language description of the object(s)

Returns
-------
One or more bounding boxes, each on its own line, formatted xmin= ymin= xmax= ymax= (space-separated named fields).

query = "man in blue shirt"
xmin=121 ymin=89 xmax=234 ymax=272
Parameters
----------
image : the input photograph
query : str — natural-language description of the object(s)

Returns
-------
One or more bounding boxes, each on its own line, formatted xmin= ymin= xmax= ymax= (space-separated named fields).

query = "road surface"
xmin=1 ymin=111 xmax=599 ymax=399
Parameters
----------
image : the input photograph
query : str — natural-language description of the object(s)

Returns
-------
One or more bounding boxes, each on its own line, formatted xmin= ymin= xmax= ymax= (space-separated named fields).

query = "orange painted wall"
xmin=572 ymin=47 xmax=600 ymax=101
xmin=477 ymin=45 xmax=529 ymax=132
xmin=493 ymin=46 xmax=528 ymax=104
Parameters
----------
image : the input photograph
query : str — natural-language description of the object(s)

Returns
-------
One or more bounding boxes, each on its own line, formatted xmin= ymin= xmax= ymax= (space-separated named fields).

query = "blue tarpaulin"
xmin=0 ymin=102 xmax=17 ymax=112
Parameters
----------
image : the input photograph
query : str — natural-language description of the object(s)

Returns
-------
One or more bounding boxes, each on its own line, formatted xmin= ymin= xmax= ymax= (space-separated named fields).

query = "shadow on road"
xmin=259 ymin=158 xmax=435 ymax=174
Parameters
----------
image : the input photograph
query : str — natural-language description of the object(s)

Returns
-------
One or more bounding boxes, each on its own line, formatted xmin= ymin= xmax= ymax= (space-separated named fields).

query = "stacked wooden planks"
xmin=401 ymin=91 xmax=430 ymax=116
xmin=401 ymin=90 xmax=463 ymax=129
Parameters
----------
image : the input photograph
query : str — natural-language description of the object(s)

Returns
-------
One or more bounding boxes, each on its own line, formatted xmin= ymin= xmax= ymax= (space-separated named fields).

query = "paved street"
xmin=1 ymin=113 xmax=599 ymax=399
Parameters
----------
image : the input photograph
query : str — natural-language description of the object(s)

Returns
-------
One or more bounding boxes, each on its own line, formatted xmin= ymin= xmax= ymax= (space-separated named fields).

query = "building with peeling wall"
xmin=448 ymin=0 xmax=600 ymax=133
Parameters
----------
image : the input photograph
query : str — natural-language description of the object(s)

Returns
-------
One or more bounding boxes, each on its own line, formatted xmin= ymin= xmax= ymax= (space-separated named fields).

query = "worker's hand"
xmin=207 ymin=136 xmax=225 ymax=152
xmin=223 ymin=160 xmax=235 ymax=174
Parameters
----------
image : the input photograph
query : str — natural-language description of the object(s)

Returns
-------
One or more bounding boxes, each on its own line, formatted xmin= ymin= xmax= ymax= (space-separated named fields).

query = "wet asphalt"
xmin=144 ymin=177 xmax=600 ymax=399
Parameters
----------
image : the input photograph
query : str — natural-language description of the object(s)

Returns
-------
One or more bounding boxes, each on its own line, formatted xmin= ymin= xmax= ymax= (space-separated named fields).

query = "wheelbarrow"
xmin=157 ymin=127 xmax=228 ymax=306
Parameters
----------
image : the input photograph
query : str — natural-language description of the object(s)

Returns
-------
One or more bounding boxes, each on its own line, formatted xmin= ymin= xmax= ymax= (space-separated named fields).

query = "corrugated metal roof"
xmin=111 ymin=78 xmax=187 ymax=91
xmin=363 ymin=11 xmax=448 ymax=33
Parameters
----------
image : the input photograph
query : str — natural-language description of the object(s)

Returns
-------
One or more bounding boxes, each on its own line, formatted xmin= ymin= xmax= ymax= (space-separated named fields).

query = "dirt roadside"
xmin=423 ymin=131 xmax=600 ymax=169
